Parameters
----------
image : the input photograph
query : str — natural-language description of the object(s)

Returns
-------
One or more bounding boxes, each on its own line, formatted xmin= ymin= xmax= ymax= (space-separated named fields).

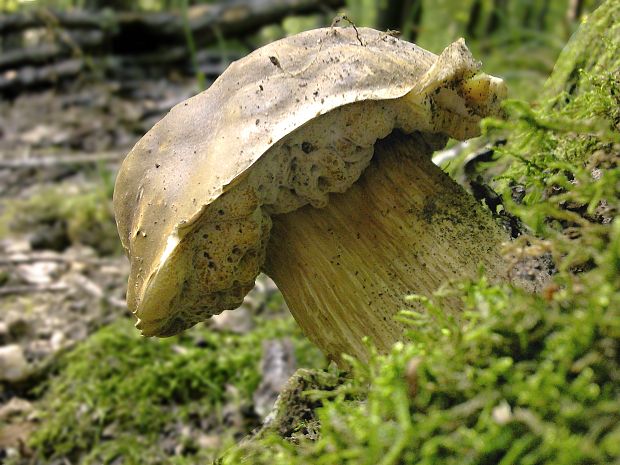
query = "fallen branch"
xmin=0 ymin=30 xmax=104 ymax=71
xmin=186 ymin=0 xmax=343 ymax=48
xmin=0 ymin=8 xmax=110 ymax=34
xmin=0 ymin=283 xmax=69 ymax=296
xmin=0 ymin=253 xmax=124 ymax=268
xmin=0 ymin=0 xmax=343 ymax=94
xmin=1 ymin=0 xmax=343 ymax=46
xmin=0 ymin=151 xmax=124 ymax=169
xmin=0 ymin=58 xmax=83 ymax=93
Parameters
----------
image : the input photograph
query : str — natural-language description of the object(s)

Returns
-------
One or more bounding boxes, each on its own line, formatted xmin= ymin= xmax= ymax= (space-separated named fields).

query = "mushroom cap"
xmin=113 ymin=27 xmax=500 ymax=336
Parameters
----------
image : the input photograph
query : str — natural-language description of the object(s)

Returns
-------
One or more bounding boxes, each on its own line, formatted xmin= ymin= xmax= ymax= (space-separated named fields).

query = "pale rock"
xmin=0 ymin=344 xmax=31 ymax=383
xmin=50 ymin=330 xmax=65 ymax=352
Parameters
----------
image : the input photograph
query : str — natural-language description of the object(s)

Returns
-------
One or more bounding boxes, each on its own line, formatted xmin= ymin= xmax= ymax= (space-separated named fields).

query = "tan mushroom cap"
xmin=113 ymin=27 xmax=505 ymax=336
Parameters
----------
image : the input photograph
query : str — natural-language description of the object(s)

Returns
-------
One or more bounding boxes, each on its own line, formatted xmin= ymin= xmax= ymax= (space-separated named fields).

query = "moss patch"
xmin=223 ymin=136 xmax=619 ymax=464
xmin=544 ymin=0 xmax=620 ymax=101
xmin=1 ymin=178 xmax=120 ymax=256
xmin=24 ymin=312 xmax=325 ymax=465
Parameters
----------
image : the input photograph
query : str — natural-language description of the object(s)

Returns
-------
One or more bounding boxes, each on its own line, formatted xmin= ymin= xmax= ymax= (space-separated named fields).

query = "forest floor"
xmin=0 ymin=3 xmax=615 ymax=463
xmin=0 ymin=78 xmax=187 ymax=459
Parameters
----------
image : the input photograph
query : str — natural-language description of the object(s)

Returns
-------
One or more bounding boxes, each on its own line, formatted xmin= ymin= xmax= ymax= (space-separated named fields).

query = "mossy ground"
xmin=17 ymin=304 xmax=324 ymax=465
xmin=221 ymin=3 xmax=620 ymax=464
xmin=0 ymin=169 xmax=120 ymax=256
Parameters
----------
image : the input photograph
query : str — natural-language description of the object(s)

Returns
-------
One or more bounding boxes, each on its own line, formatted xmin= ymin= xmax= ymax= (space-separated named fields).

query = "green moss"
xmin=223 ymin=168 xmax=619 ymax=465
xmin=1 ymin=179 xmax=121 ymax=256
xmin=27 ymin=313 xmax=325 ymax=464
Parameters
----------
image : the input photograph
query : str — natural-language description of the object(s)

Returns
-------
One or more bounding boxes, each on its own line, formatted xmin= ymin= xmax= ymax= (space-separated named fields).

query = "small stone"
xmin=1 ymin=238 xmax=31 ymax=255
xmin=0 ymin=397 xmax=33 ymax=421
xmin=171 ymin=344 xmax=189 ymax=355
xmin=492 ymin=401 xmax=512 ymax=425
xmin=0 ymin=345 xmax=31 ymax=383
xmin=101 ymin=422 xmax=118 ymax=439
xmin=16 ymin=260 xmax=61 ymax=285
xmin=50 ymin=331 xmax=65 ymax=352
xmin=197 ymin=434 xmax=221 ymax=450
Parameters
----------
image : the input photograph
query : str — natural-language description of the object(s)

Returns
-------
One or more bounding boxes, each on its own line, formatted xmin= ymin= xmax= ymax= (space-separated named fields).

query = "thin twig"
xmin=331 ymin=14 xmax=364 ymax=46
xmin=0 ymin=283 xmax=69 ymax=296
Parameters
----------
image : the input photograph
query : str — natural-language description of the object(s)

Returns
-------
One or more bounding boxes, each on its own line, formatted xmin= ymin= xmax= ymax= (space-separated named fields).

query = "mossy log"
xmin=543 ymin=0 xmax=620 ymax=103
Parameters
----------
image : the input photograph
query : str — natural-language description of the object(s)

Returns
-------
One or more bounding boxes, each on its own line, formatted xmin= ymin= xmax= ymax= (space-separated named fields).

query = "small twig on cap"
xmin=331 ymin=14 xmax=364 ymax=46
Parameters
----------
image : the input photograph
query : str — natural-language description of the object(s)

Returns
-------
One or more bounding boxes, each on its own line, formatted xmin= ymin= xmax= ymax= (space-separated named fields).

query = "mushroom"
xmin=114 ymin=27 xmax=511 ymax=363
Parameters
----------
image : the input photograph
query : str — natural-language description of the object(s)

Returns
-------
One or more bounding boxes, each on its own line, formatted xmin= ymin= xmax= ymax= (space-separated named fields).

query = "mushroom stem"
xmin=263 ymin=131 xmax=511 ymax=364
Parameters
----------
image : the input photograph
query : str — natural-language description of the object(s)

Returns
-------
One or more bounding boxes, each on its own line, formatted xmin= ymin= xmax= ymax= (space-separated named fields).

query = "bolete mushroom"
xmin=114 ymin=27 xmax=512 ymax=363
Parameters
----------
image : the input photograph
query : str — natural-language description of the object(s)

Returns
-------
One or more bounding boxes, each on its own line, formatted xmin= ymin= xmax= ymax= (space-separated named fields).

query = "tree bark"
xmin=544 ymin=0 xmax=620 ymax=103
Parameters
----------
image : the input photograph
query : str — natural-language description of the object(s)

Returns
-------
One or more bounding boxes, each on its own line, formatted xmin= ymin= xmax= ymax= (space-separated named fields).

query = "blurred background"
xmin=0 ymin=0 xmax=604 ymax=464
